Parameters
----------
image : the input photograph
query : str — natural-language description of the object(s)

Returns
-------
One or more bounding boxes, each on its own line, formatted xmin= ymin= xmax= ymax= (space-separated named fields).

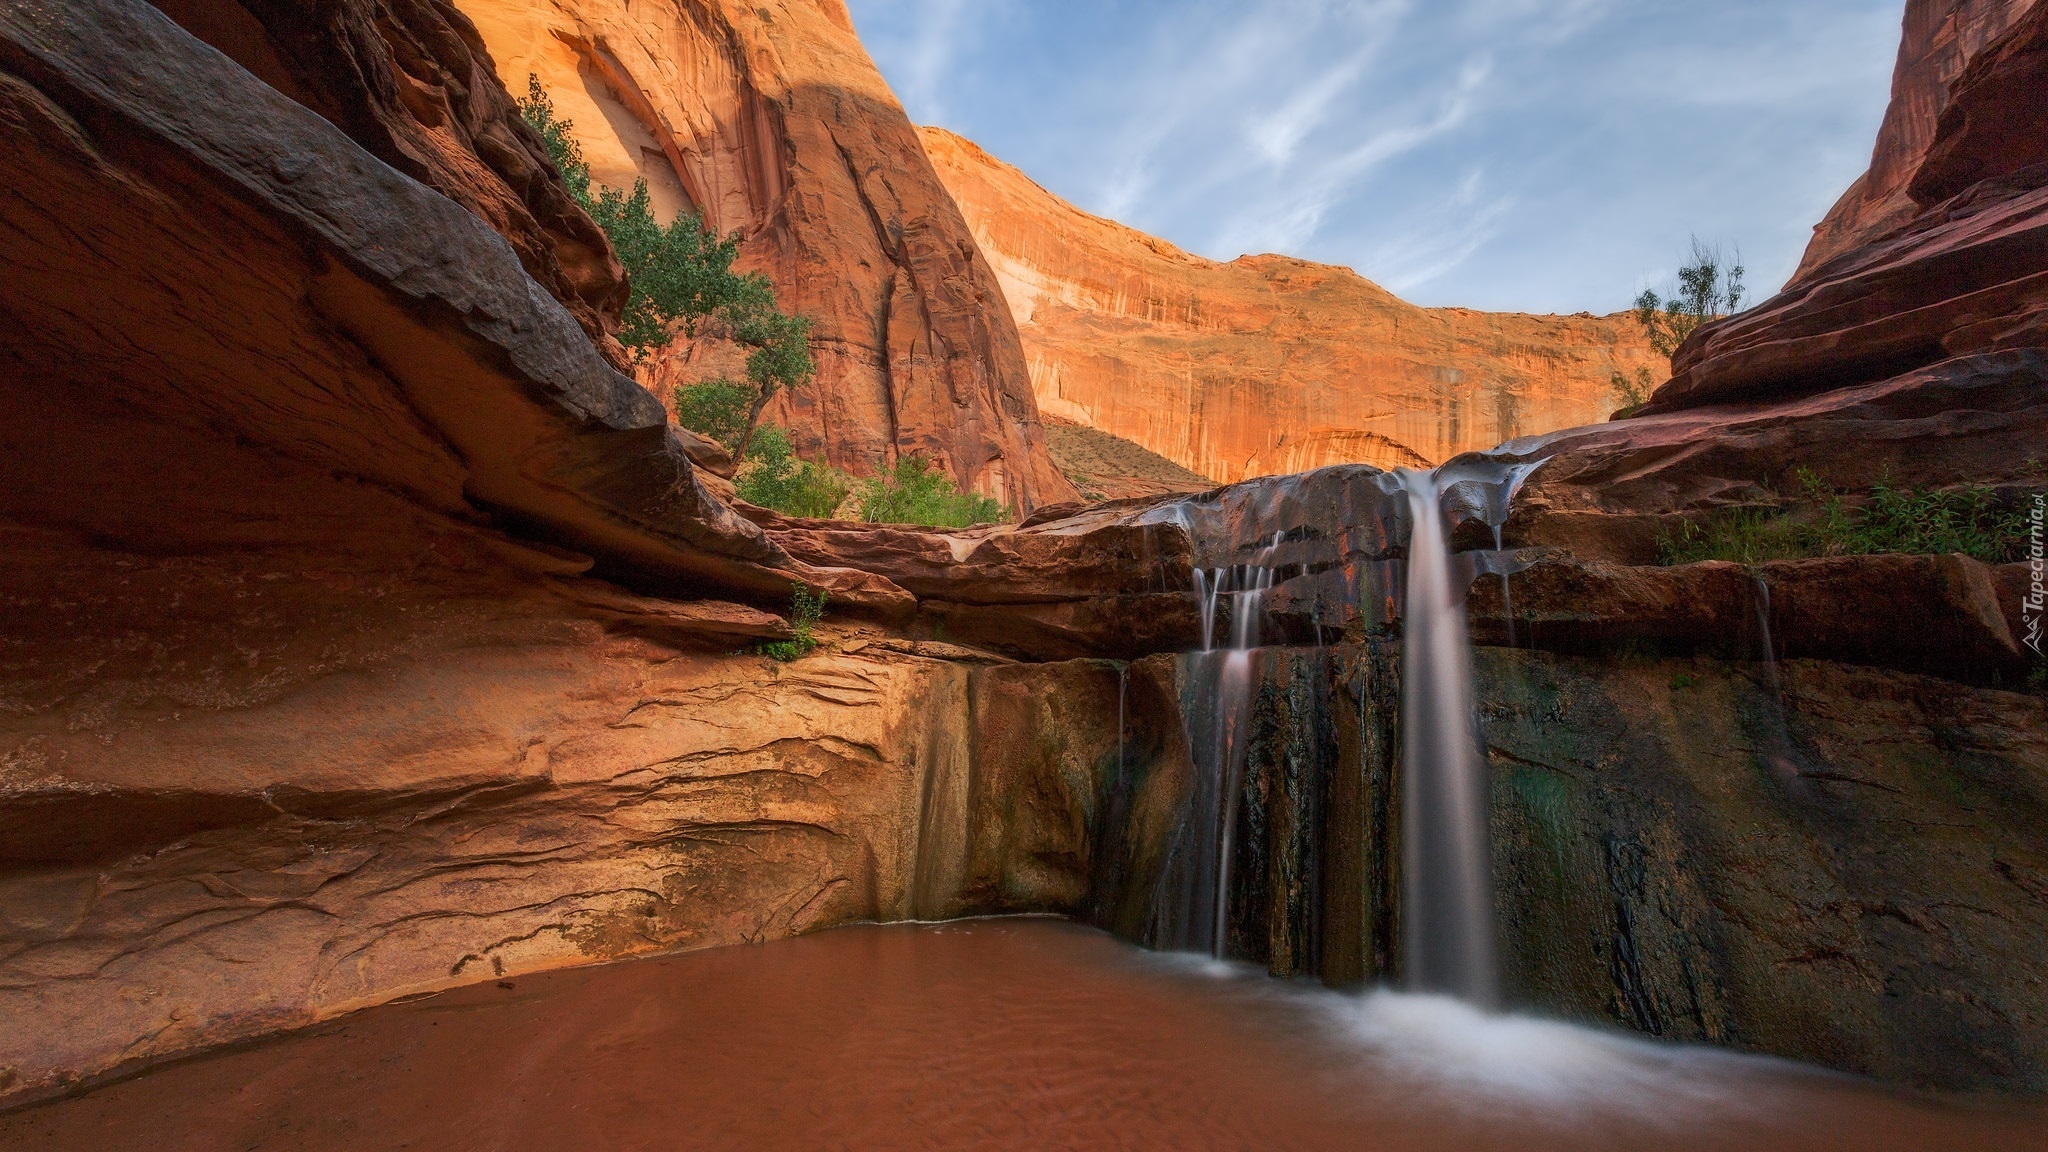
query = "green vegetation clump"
xmin=518 ymin=77 xmax=812 ymax=455
xmin=854 ymin=455 xmax=1009 ymax=528
xmin=758 ymin=584 xmax=827 ymax=663
xmin=734 ymin=427 xmax=852 ymax=519
xmin=1612 ymin=239 xmax=1746 ymax=413
xmin=1658 ymin=470 xmax=2030 ymax=566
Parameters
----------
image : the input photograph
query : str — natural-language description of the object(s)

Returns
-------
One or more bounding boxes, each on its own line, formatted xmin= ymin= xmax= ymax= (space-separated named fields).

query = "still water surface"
xmin=2 ymin=919 xmax=2035 ymax=1150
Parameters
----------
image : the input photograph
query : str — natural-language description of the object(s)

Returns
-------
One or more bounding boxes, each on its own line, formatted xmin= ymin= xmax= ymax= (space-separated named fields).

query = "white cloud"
xmin=845 ymin=0 xmax=1902 ymax=313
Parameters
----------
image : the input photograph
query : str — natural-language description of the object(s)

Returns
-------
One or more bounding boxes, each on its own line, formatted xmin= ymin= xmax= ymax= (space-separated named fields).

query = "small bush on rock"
xmin=758 ymin=584 xmax=827 ymax=662
xmin=1659 ymin=470 xmax=2030 ymax=566
xmin=854 ymin=455 xmax=1008 ymax=528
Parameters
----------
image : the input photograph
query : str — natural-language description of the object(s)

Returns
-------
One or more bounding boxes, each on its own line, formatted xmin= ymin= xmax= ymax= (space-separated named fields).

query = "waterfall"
xmin=1159 ymin=537 xmax=1283 ymax=957
xmin=1393 ymin=468 xmax=1500 ymax=1006
xmin=1141 ymin=462 xmax=1544 ymax=989
xmin=1750 ymin=573 xmax=1801 ymax=783
xmin=1494 ymin=524 xmax=1516 ymax=649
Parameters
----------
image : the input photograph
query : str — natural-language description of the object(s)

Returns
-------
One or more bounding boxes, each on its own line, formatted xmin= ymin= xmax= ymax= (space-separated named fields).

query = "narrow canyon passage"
xmin=2 ymin=920 xmax=2034 ymax=1152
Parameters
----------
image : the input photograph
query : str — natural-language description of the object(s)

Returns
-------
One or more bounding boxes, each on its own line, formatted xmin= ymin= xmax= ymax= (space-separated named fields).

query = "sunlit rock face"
xmin=918 ymin=126 xmax=1666 ymax=484
xmin=451 ymin=0 xmax=1077 ymax=513
xmin=1794 ymin=0 xmax=2040 ymax=280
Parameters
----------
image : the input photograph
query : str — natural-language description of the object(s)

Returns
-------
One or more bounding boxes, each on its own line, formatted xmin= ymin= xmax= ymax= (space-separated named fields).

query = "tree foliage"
xmin=854 ymin=455 xmax=1009 ymax=528
xmin=672 ymin=378 xmax=753 ymax=454
xmin=1611 ymin=239 xmax=1747 ymax=415
xmin=518 ymin=77 xmax=813 ymax=452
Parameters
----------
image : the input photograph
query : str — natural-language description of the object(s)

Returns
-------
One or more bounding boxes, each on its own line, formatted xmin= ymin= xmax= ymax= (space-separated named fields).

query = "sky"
xmin=841 ymin=0 xmax=1905 ymax=314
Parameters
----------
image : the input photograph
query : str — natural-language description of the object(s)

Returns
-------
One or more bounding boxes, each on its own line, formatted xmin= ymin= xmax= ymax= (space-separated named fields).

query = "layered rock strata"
xmin=4 ymin=0 xmax=2048 ymax=1112
xmin=1682 ymin=4 xmax=2048 ymax=413
xmin=452 ymin=0 xmax=1077 ymax=512
xmin=919 ymin=126 xmax=1665 ymax=483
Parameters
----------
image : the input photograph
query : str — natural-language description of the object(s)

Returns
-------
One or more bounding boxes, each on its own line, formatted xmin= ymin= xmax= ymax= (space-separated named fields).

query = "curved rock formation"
xmin=1654 ymin=3 xmax=2048 ymax=413
xmin=151 ymin=0 xmax=634 ymax=369
xmin=919 ymin=126 xmax=1665 ymax=483
xmin=1793 ymin=0 xmax=2039 ymax=281
xmin=452 ymin=0 xmax=1077 ymax=513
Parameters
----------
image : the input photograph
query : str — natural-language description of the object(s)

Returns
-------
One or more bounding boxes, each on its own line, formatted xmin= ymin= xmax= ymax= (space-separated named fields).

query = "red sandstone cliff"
xmin=1655 ymin=3 xmax=2048 ymax=413
xmin=920 ymin=127 xmax=1664 ymax=485
xmin=1793 ymin=0 xmax=2039 ymax=281
xmin=455 ymin=0 xmax=1076 ymax=513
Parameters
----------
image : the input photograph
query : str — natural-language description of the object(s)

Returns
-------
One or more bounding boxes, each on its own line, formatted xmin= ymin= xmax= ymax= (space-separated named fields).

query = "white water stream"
xmin=1392 ymin=467 xmax=1501 ymax=1005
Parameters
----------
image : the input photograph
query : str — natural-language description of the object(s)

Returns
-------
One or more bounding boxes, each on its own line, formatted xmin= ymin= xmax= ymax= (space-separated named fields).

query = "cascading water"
xmin=1750 ymin=573 xmax=1802 ymax=783
xmin=1391 ymin=468 xmax=1500 ymax=1006
xmin=1160 ymin=536 xmax=1283 ymax=957
xmin=1144 ymin=463 xmax=1542 ymax=993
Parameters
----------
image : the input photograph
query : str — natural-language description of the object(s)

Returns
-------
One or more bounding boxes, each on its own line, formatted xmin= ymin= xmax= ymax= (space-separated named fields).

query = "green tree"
xmin=1631 ymin=238 xmax=1745 ymax=360
xmin=1612 ymin=239 xmax=1746 ymax=415
xmin=854 ymin=454 xmax=1009 ymax=528
xmin=518 ymin=77 xmax=814 ymax=454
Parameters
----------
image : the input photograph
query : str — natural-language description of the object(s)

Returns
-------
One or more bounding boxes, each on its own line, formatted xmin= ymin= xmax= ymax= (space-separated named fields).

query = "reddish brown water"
xmin=1 ymin=919 xmax=2036 ymax=1150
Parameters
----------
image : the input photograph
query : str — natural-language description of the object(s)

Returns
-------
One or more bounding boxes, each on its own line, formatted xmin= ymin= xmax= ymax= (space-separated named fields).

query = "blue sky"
xmin=841 ymin=0 xmax=1904 ymax=314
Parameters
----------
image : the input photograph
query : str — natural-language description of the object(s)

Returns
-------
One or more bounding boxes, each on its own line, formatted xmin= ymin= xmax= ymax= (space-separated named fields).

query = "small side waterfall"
xmin=1392 ymin=469 xmax=1500 ymax=1006
xmin=1159 ymin=538 xmax=1282 ymax=956
xmin=1750 ymin=573 xmax=1802 ymax=783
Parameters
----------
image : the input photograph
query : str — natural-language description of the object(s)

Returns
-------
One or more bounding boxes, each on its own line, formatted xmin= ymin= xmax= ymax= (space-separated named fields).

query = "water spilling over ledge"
xmin=1130 ymin=457 xmax=1543 ymax=1003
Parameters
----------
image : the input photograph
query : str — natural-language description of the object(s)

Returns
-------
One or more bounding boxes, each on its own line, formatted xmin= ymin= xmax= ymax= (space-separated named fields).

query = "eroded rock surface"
xmin=920 ymin=126 xmax=1665 ymax=483
xmin=1662 ymin=3 xmax=2048 ymax=413
xmin=152 ymin=0 xmax=633 ymax=368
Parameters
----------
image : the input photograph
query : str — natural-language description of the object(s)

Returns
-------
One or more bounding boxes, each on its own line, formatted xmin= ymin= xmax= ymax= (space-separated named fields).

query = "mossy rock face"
xmin=1092 ymin=642 xmax=2048 ymax=1093
xmin=1479 ymin=648 xmax=2048 ymax=1092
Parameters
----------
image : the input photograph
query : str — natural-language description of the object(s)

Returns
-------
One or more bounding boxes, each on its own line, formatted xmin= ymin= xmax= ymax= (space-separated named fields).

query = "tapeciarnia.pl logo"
xmin=2026 ymin=492 xmax=2045 ymax=659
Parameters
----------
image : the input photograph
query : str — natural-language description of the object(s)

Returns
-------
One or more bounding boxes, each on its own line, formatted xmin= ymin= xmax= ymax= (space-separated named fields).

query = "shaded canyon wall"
xmin=453 ymin=0 xmax=1078 ymax=512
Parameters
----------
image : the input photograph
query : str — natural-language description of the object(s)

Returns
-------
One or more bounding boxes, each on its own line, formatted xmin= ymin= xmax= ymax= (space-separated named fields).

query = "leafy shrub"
xmin=1609 ymin=365 xmax=1656 ymax=410
xmin=854 ymin=455 xmax=1009 ymax=528
xmin=758 ymin=584 xmax=827 ymax=662
xmin=1659 ymin=470 xmax=2029 ymax=566
xmin=1613 ymin=239 xmax=1744 ymax=417
xmin=734 ymin=426 xmax=851 ymax=518
xmin=518 ymin=77 xmax=813 ymax=452
xmin=673 ymin=378 xmax=753 ymax=453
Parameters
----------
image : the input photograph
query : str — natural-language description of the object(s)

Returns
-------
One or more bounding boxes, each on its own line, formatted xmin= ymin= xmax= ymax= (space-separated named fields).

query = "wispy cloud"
xmin=847 ymin=0 xmax=1901 ymax=311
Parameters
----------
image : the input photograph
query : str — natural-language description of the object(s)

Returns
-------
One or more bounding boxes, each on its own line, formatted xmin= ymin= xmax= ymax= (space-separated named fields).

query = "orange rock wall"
xmin=457 ymin=0 xmax=1075 ymax=513
xmin=1793 ymin=0 xmax=2039 ymax=281
xmin=920 ymin=128 xmax=1663 ymax=483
